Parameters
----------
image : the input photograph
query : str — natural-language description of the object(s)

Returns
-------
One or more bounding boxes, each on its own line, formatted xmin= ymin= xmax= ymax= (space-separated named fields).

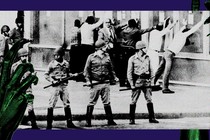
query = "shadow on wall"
xmin=170 ymin=58 xmax=210 ymax=84
xmin=181 ymin=32 xmax=202 ymax=53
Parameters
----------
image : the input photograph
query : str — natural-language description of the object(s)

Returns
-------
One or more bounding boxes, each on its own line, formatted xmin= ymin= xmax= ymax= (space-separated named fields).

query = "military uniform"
xmin=45 ymin=60 xmax=70 ymax=108
xmin=127 ymin=41 xmax=159 ymax=124
xmin=11 ymin=48 xmax=39 ymax=129
xmin=44 ymin=46 xmax=77 ymax=129
xmin=83 ymin=39 xmax=117 ymax=127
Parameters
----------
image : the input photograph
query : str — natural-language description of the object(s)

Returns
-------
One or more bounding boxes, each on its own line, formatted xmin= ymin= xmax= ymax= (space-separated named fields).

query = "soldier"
xmin=11 ymin=48 xmax=39 ymax=129
xmin=44 ymin=46 xmax=78 ymax=129
xmin=8 ymin=17 xmax=24 ymax=45
xmin=127 ymin=41 xmax=159 ymax=125
xmin=119 ymin=19 xmax=155 ymax=87
xmin=84 ymin=39 xmax=118 ymax=127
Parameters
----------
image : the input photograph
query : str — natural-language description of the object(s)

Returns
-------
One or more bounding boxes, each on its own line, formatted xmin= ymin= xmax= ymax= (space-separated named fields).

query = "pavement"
xmin=19 ymin=117 xmax=210 ymax=129
xmin=28 ymin=71 xmax=210 ymax=121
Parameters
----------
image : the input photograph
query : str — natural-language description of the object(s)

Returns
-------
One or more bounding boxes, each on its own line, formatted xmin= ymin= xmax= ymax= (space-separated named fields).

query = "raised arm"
xmin=160 ymin=20 xmax=178 ymax=36
xmin=185 ymin=15 xmax=206 ymax=36
xmin=139 ymin=26 xmax=155 ymax=35
xmin=90 ymin=17 xmax=104 ymax=30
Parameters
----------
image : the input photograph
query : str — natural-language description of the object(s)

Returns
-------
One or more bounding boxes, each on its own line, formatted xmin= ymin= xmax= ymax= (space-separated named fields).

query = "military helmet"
xmin=1 ymin=25 xmax=10 ymax=34
xmin=54 ymin=46 xmax=65 ymax=56
xmin=135 ymin=41 xmax=147 ymax=50
xmin=18 ymin=48 xmax=28 ymax=57
xmin=95 ymin=39 xmax=106 ymax=49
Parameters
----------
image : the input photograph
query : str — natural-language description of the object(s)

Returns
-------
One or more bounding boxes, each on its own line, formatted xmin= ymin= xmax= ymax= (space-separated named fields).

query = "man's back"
xmin=121 ymin=27 xmax=140 ymax=46
xmin=148 ymin=30 xmax=164 ymax=51
xmin=70 ymin=26 xmax=81 ymax=46
xmin=167 ymin=32 xmax=187 ymax=54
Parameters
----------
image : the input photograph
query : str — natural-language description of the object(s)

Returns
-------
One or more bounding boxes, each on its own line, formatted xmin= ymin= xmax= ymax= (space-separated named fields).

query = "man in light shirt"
xmin=147 ymin=18 xmax=178 ymax=85
xmin=154 ymin=14 xmax=206 ymax=94
xmin=80 ymin=16 xmax=104 ymax=77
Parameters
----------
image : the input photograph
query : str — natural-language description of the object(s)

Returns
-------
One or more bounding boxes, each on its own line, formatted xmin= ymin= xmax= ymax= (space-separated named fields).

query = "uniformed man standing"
xmin=127 ymin=41 xmax=159 ymax=124
xmin=84 ymin=39 xmax=118 ymax=127
xmin=44 ymin=46 xmax=78 ymax=129
xmin=11 ymin=48 xmax=39 ymax=129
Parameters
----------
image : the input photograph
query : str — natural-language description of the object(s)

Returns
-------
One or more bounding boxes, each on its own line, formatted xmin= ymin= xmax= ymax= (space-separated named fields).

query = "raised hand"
xmin=0 ymin=39 xmax=38 ymax=140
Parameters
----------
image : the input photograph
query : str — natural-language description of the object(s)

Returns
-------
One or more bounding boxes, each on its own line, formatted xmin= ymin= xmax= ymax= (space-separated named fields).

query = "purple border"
xmin=13 ymin=130 xmax=181 ymax=140
xmin=0 ymin=0 xmax=199 ymax=10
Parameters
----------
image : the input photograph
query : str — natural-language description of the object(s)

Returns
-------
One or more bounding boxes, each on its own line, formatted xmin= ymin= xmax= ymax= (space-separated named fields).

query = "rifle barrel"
xmin=43 ymin=71 xmax=83 ymax=89
xmin=119 ymin=85 xmax=161 ymax=91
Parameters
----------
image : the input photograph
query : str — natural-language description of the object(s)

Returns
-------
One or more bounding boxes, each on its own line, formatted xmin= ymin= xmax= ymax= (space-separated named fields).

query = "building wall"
xmin=29 ymin=11 xmax=210 ymax=86
xmin=0 ymin=11 xmax=17 ymax=30
xmin=171 ymin=58 xmax=210 ymax=85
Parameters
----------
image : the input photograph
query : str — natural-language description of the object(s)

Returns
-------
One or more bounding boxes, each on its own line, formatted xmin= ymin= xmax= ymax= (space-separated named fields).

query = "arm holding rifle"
xmin=44 ymin=61 xmax=56 ymax=84
xmin=127 ymin=56 xmax=135 ymax=90
xmin=44 ymin=62 xmax=81 ymax=89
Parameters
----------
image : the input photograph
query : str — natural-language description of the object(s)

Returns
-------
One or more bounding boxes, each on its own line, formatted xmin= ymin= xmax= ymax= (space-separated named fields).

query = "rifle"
xmin=119 ymin=85 xmax=162 ymax=92
xmin=83 ymin=80 xmax=117 ymax=87
xmin=44 ymin=72 xmax=83 ymax=89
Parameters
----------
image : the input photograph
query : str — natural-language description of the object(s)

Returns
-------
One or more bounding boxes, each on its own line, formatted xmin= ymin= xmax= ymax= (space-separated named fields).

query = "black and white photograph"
xmin=1 ymin=11 xmax=210 ymax=130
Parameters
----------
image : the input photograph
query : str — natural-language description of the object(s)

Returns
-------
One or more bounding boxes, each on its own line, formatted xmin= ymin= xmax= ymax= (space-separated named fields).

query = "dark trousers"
xmin=118 ymin=46 xmax=135 ymax=86
xmin=69 ymin=45 xmax=80 ymax=73
xmin=154 ymin=50 xmax=175 ymax=90
xmin=80 ymin=44 xmax=95 ymax=72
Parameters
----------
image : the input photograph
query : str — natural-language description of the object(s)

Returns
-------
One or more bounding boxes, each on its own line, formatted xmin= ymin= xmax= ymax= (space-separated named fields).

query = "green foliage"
xmin=0 ymin=40 xmax=38 ymax=140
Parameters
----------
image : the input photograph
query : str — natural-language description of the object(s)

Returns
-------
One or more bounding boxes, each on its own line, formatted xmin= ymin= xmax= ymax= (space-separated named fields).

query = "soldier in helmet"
xmin=8 ymin=18 xmax=32 ymax=63
xmin=11 ymin=48 xmax=39 ymax=129
xmin=127 ymin=41 xmax=159 ymax=125
xmin=8 ymin=17 xmax=24 ymax=45
xmin=44 ymin=46 xmax=78 ymax=129
xmin=84 ymin=39 xmax=118 ymax=127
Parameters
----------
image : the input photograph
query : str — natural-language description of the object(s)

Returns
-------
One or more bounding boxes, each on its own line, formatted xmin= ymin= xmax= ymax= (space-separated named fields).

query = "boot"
xmin=21 ymin=116 xmax=29 ymax=125
xmin=119 ymin=79 xmax=126 ymax=87
xmin=104 ymin=104 xmax=117 ymax=126
xmin=28 ymin=110 xmax=39 ymax=129
xmin=129 ymin=104 xmax=136 ymax=125
xmin=147 ymin=103 xmax=159 ymax=123
xmin=47 ymin=108 xmax=53 ymax=129
xmin=64 ymin=107 xmax=77 ymax=128
xmin=86 ymin=105 xmax=94 ymax=127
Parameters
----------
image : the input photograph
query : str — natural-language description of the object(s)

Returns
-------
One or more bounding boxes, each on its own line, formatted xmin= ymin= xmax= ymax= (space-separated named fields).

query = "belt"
xmin=92 ymin=80 xmax=109 ymax=83
xmin=91 ymin=80 xmax=110 ymax=85
xmin=134 ymin=74 xmax=150 ymax=79
xmin=148 ymin=48 xmax=160 ymax=53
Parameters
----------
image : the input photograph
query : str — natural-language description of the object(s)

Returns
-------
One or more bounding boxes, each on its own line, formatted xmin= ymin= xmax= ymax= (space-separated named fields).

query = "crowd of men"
xmin=0 ymin=13 xmax=207 ymax=129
